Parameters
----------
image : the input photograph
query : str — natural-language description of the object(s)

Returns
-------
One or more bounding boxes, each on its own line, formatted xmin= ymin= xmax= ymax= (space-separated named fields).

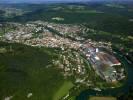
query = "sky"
xmin=0 ymin=0 xmax=132 ymax=3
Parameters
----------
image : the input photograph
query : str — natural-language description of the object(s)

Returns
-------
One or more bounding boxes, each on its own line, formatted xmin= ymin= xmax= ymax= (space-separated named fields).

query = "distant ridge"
xmin=0 ymin=0 xmax=133 ymax=4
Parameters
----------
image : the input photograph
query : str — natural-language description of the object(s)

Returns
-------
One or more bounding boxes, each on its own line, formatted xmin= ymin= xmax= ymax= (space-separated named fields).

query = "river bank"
xmin=76 ymin=49 xmax=133 ymax=100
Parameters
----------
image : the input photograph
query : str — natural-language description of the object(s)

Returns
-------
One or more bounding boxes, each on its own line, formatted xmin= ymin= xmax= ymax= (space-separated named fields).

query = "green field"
xmin=9 ymin=4 xmax=133 ymax=36
xmin=0 ymin=42 xmax=73 ymax=100
xmin=53 ymin=81 xmax=74 ymax=100
xmin=89 ymin=96 xmax=116 ymax=100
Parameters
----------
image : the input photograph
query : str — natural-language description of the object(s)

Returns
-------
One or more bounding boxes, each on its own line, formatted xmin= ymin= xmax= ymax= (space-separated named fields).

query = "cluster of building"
xmin=25 ymin=35 xmax=81 ymax=49
xmin=81 ymin=43 xmax=125 ymax=82
xmin=2 ymin=22 xmax=82 ymax=50
xmin=47 ymin=23 xmax=85 ymax=40
xmin=53 ymin=51 xmax=86 ymax=77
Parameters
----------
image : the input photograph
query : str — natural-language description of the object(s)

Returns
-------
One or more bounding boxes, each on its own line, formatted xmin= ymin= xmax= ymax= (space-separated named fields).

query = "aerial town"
xmin=0 ymin=1 xmax=133 ymax=100
xmin=0 ymin=21 xmax=125 ymax=86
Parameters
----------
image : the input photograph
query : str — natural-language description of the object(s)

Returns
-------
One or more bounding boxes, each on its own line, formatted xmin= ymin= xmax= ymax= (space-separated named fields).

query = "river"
xmin=76 ymin=50 xmax=133 ymax=100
